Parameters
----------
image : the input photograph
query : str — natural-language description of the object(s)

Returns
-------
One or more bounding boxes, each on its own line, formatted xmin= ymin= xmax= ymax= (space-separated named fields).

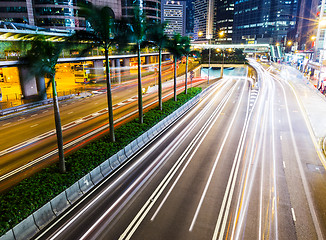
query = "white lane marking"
xmin=48 ymin=80 xmax=230 ymax=240
xmin=276 ymin=76 xmax=324 ymax=239
xmin=190 ymin=82 xmax=246 ymax=232
xmin=95 ymin=102 xmax=98 ymax=105
xmin=43 ymin=110 xmax=48 ymax=113
xmin=2 ymin=122 xmax=11 ymax=127
xmin=283 ymin=161 xmax=286 ymax=169
xmin=18 ymin=118 xmax=25 ymax=121
xmin=291 ymin=208 xmax=296 ymax=222
xmin=150 ymin=84 xmax=235 ymax=225
xmin=31 ymin=114 xmax=38 ymax=117
xmin=30 ymin=124 xmax=39 ymax=128
xmin=119 ymin=81 xmax=233 ymax=240
xmin=68 ymin=112 xmax=73 ymax=115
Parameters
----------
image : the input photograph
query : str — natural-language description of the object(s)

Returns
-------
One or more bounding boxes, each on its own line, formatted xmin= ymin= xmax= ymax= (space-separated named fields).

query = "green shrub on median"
xmin=0 ymin=87 xmax=202 ymax=236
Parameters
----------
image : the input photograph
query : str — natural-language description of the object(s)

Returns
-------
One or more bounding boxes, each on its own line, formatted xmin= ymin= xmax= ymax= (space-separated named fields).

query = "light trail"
xmin=273 ymin=73 xmax=324 ymax=240
xmin=44 ymin=79 xmax=228 ymax=240
xmin=118 ymin=80 xmax=235 ymax=240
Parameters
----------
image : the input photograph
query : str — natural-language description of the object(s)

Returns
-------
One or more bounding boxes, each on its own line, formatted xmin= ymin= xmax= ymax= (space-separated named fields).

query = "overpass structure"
xmin=191 ymin=43 xmax=270 ymax=53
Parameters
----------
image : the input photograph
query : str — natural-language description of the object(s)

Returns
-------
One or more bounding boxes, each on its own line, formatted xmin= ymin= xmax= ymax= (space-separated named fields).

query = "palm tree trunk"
xmin=51 ymin=75 xmax=65 ymax=173
xmin=174 ymin=56 xmax=177 ymax=101
xmin=137 ymin=43 xmax=143 ymax=124
xmin=158 ymin=48 xmax=162 ymax=110
xmin=185 ymin=55 xmax=188 ymax=94
xmin=105 ymin=47 xmax=115 ymax=142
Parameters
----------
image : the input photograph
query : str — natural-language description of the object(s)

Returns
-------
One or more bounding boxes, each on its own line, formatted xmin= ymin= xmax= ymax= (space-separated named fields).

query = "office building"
xmin=162 ymin=0 xmax=186 ymax=37
xmin=232 ymin=0 xmax=299 ymax=44
xmin=296 ymin=0 xmax=318 ymax=50
xmin=0 ymin=0 xmax=121 ymax=31
xmin=193 ymin=0 xmax=214 ymax=42
xmin=122 ymin=0 xmax=161 ymax=23
xmin=185 ymin=0 xmax=194 ymax=37
xmin=215 ymin=0 xmax=234 ymax=43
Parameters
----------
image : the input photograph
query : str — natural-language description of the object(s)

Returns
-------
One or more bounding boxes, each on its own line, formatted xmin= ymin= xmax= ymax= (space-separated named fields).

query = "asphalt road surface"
xmin=34 ymin=61 xmax=326 ymax=240
xmin=0 ymin=63 xmax=204 ymax=191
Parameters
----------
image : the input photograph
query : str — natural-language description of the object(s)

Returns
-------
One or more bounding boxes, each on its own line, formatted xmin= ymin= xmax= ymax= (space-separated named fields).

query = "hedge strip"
xmin=0 ymin=87 xmax=202 ymax=236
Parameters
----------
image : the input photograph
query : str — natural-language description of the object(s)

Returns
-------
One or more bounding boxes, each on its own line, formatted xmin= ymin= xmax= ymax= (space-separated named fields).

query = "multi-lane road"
xmin=33 ymin=61 xmax=326 ymax=240
xmin=0 ymin=62 xmax=204 ymax=191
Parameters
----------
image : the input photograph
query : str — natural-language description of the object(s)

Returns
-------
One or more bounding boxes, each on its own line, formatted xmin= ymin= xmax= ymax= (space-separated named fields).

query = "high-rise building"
xmin=232 ymin=0 xmax=299 ymax=44
xmin=296 ymin=0 xmax=318 ymax=50
xmin=0 ymin=0 xmax=121 ymax=31
xmin=215 ymin=0 xmax=234 ymax=43
xmin=193 ymin=0 xmax=214 ymax=42
xmin=162 ymin=0 xmax=186 ymax=37
xmin=121 ymin=0 xmax=161 ymax=23
xmin=185 ymin=0 xmax=194 ymax=37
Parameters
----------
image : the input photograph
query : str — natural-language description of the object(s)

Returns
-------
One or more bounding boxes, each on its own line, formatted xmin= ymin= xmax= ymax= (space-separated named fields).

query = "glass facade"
xmin=233 ymin=0 xmax=299 ymax=43
xmin=122 ymin=0 xmax=161 ymax=22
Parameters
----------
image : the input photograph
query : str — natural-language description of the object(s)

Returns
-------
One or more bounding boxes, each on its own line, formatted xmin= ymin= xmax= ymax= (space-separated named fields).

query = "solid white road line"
xmin=30 ymin=124 xmax=39 ymax=128
xmin=276 ymin=77 xmax=324 ymax=240
xmin=47 ymin=80 xmax=228 ymax=240
xmin=119 ymin=81 xmax=234 ymax=240
xmin=189 ymin=81 xmax=246 ymax=233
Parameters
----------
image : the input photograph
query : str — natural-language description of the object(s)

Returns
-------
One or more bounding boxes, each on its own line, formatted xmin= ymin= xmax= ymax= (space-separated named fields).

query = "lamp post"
xmin=217 ymin=48 xmax=225 ymax=78
xmin=219 ymin=31 xmax=225 ymax=78
xmin=207 ymin=37 xmax=212 ymax=84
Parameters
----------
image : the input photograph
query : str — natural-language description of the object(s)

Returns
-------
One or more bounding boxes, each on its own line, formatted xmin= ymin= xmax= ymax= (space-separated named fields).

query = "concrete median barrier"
xmin=0 ymin=229 xmax=15 ymax=240
xmin=136 ymin=135 xmax=145 ymax=148
xmin=78 ymin=174 xmax=94 ymax=194
xmin=130 ymin=139 xmax=139 ymax=153
xmin=12 ymin=215 xmax=39 ymax=240
xmin=109 ymin=154 xmax=120 ymax=170
xmin=100 ymin=160 xmax=112 ymax=176
xmin=117 ymin=149 xmax=127 ymax=163
xmin=141 ymin=132 xmax=149 ymax=145
xmin=65 ymin=182 xmax=83 ymax=204
xmin=33 ymin=202 xmax=56 ymax=230
xmin=147 ymin=127 xmax=155 ymax=140
xmin=124 ymin=143 xmax=134 ymax=158
xmin=90 ymin=166 xmax=104 ymax=185
xmin=50 ymin=191 xmax=70 ymax=216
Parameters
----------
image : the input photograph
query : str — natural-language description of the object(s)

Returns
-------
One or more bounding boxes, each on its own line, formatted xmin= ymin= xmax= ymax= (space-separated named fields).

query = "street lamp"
xmin=207 ymin=34 xmax=212 ymax=84
xmin=217 ymin=48 xmax=225 ymax=78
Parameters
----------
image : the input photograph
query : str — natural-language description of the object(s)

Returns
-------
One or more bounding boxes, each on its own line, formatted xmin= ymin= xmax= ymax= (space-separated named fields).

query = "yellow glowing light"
xmin=219 ymin=31 xmax=224 ymax=37
xmin=198 ymin=31 xmax=203 ymax=37
xmin=276 ymin=42 xmax=280 ymax=46
xmin=311 ymin=35 xmax=316 ymax=41
xmin=320 ymin=19 xmax=326 ymax=27
xmin=216 ymin=48 xmax=221 ymax=52
xmin=287 ymin=41 xmax=292 ymax=46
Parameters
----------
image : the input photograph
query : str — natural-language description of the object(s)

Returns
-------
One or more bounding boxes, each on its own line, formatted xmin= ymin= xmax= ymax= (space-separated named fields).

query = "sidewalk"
xmin=281 ymin=65 xmax=326 ymax=140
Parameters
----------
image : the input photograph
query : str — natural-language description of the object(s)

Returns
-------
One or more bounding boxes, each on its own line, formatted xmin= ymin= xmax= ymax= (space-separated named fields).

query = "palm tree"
xmin=124 ymin=7 xmax=148 ymax=124
xmin=71 ymin=2 xmax=116 ymax=142
xmin=166 ymin=33 xmax=186 ymax=101
xmin=147 ymin=22 xmax=168 ymax=110
xmin=180 ymin=36 xmax=192 ymax=94
xmin=20 ymin=36 xmax=66 ymax=173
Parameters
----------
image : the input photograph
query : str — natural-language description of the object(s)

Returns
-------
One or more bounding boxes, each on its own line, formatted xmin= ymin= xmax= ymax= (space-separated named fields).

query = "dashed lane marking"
xmin=291 ymin=208 xmax=296 ymax=222
xmin=31 ymin=124 xmax=39 ymax=128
